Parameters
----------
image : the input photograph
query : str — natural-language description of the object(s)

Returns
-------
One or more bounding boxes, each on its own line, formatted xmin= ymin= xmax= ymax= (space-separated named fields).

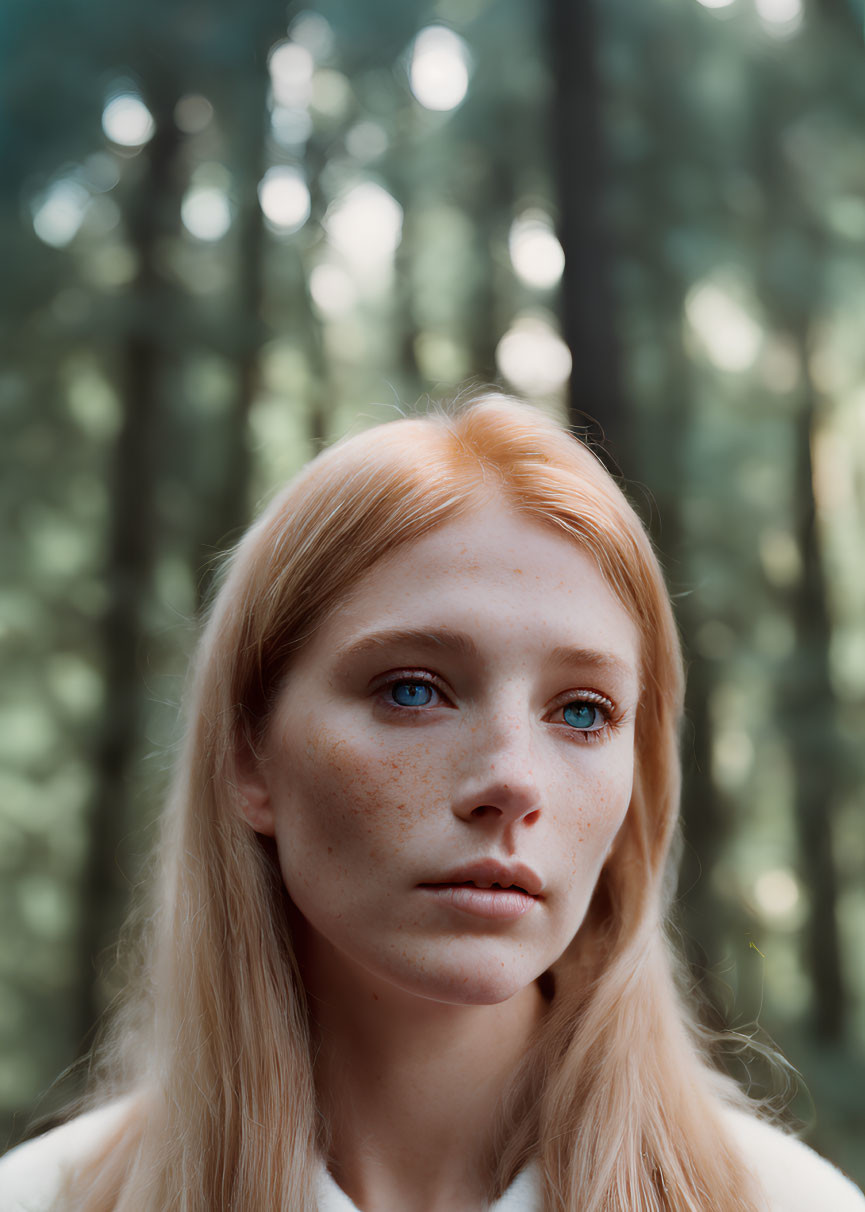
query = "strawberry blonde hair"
xmin=65 ymin=393 xmax=761 ymax=1210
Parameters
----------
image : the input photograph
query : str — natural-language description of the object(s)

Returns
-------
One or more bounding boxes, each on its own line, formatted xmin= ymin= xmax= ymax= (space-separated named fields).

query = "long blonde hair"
xmin=67 ymin=393 xmax=761 ymax=1211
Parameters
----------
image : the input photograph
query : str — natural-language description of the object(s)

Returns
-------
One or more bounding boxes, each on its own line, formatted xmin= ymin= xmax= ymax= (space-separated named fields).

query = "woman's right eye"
xmin=389 ymin=680 xmax=435 ymax=707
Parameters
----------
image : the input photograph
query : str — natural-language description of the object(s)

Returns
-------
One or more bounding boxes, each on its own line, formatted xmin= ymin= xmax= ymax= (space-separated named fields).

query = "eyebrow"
xmin=545 ymin=644 xmax=636 ymax=685
xmin=334 ymin=626 xmax=479 ymax=664
xmin=334 ymin=626 xmax=636 ymax=686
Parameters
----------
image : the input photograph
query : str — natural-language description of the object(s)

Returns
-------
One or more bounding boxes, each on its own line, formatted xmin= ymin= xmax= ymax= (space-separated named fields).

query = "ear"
xmin=233 ymin=730 xmax=277 ymax=838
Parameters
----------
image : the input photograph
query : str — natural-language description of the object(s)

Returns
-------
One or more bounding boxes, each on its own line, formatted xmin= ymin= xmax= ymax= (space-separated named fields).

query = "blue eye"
xmin=563 ymin=701 xmax=601 ymax=730
xmin=391 ymin=681 xmax=434 ymax=707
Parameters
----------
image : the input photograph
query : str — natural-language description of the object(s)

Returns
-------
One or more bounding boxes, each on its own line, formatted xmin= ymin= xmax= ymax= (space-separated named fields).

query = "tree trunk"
xmin=193 ymin=74 xmax=269 ymax=606
xmin=74 ymin=100 xmax=182 ymax=1047
xmin=546 ymin=0 xmax=626 ymax=470
xmin=781 ymin=323 xmax=846 ymax=1042
xmin=749 ymin=68 xmax=848 ymax=1042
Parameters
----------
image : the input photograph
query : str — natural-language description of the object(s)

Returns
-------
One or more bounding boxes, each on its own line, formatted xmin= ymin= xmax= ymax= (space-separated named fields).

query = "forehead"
xmin=297 ymin=503 xmax=640 ymax=683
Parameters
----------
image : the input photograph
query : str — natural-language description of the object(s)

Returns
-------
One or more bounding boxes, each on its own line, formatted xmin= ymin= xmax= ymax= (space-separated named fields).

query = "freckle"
xmin=327 ymin=847 xmax=333 ymax=854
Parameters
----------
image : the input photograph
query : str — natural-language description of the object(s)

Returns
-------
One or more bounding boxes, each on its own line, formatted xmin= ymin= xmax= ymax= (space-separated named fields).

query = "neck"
xmin=301 ymin=937 xmax=545 ymax=1212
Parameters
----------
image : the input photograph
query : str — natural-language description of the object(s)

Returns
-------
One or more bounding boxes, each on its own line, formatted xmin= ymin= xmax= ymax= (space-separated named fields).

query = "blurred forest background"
xmin=1 ymin=0 xmax=865 ymax=1185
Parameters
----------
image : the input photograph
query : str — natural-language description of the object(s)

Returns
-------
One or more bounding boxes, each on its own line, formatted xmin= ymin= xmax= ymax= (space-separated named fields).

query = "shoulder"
xmin=0 ymin=1101 xmax=130 ymax=1212
xmin=722 ymin=1107 xmax=865 ymax=1212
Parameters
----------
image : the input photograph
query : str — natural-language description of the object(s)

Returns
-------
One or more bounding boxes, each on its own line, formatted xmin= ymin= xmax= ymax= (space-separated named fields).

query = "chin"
xmin=389 ymin=956 xmax=544 ymax=1008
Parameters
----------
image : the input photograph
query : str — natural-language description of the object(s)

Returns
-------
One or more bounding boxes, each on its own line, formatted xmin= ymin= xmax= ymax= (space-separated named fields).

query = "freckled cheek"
xmin=554 ymin=758 xmax=634 ymax=871
xmin=282 ymin=725 xmax=441 ymax=856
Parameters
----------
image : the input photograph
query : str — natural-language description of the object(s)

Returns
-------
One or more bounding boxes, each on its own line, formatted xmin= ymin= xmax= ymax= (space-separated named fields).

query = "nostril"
xmin=471 ymin=804 xmax=500 ymax=820
xmin=524 ymin=810 xmax=541 ymax=827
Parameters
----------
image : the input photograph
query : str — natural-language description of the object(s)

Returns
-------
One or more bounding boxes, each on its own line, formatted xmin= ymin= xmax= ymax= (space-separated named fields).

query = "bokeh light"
xmin=755 ymin=0 xmax=804 ymax=34
xmin=269 ymin=40 xmax=314 ymax=108
xmin=409 ymin=26 xmax=471 ymax=112
xmin=685 ymin=276 xmax=763 ymax=371
xmin=101 ymin=92 xmax=155 ymax=147
xmin=82 ymin=153 xmax=120 ymax=194
xmin=311 ymin=69 xmax=351 ymax=119
xmin=325 ymin=182 xmax=403 ymax=271
xmin=508 ymin=210 xmax=565 ymax=289
xmin=31 ymin=179 xmax=90 ymax=248
xmin=754 ymin=869 xmax=801 ymax=920
xmin=289 ymin=11 xmax=335 ymax=60
xmin=345 ymin=122 xmax=388 ymax=162
xmin=258 ymin=166 xmax=310 ymax=233
xmin=174 ymin=95 xmax=214 ymax=135
xmin=271 ymin=106 xmax=313 ymax=148
xmin=496 ymin=315 xmax=572 ymax=395
xmin=712 ymin=727 xmax=754 ymax=790
xmin=309 ymin=263 xmax=357 ymax=316
xmin=181 ymin=187 xmax=232 ymax=242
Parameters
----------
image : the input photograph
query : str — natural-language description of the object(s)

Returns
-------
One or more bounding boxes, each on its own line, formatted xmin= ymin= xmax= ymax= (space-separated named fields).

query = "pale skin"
xmin=239 ymin=500 xmax=641 ymax=1212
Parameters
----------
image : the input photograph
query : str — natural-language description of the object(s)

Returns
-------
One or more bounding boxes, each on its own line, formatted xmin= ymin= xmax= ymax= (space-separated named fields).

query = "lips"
xmin=417 ymin=859 xmax=543 ymax=922
xmin=419 ymin=858 xmax=544 ymax=898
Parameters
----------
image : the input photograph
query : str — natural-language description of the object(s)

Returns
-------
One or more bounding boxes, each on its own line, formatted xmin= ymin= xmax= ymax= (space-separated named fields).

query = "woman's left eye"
xmin=389 ymin=680 xmax=436 ymax=707
xmin=553 ymin=696 xmax=611 ymax=735
xmin=562 ymin=701 xmax=603 ymax=730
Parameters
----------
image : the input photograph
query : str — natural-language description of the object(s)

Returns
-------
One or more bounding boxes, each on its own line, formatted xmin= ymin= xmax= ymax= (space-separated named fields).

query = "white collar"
xmin=315 ymin=1160 xmax=542 ymax=1211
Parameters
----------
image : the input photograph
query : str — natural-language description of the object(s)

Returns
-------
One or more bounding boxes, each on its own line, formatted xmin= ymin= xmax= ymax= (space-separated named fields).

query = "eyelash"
xmin=376 ymin=672 xmax=619 ymax=744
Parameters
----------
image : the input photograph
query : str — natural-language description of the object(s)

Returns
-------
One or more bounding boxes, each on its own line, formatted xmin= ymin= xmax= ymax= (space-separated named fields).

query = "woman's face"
xmin=240 ymin=501 xmax=640 ymax=1006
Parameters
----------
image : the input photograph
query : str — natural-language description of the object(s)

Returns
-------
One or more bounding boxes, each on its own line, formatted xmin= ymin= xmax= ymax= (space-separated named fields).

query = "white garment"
xmin=0 ymin=1105 xmax=540 ymax=1212
xmin=0 ymin=1100 xmax=862 ymax=1211
xmin=315 ymin=1159 xmax=541 ymax=1211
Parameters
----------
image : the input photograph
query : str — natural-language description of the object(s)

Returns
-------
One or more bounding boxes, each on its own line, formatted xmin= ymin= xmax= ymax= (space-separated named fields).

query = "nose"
xmin=451 ymin=712 xmax=542 ymax=837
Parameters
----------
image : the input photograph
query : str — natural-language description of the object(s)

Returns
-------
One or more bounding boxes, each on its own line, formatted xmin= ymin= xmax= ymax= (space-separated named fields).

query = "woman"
xmin=1 ymin=393 xmax=862 ymax=1211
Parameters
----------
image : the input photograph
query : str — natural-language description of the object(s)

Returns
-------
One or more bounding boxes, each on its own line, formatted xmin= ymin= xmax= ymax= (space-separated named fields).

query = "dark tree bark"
xmin=74 ymin=99 xmax=183 ymax=1047
xmin=646 ymin=304 xmax=732 ymax=1015
xmin=780 ymin=324 xmax=846 ymax=1042
xmin=193 ymin=73 xmax=270 ymax=607
xmin=588 ymin=9 xmax=738 ymax=1019
xmin=391 ymin=188 xmax=424 ymax=400
xmin=466 ymin=156 xmax=514 ymax=386
xmin=302 ymin=132 xmax=337 ymax=450
xmin=546 ymin=0 xmax=627 ymax=471
xmin=749 ymin=70 xmax=848 ymax=1042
